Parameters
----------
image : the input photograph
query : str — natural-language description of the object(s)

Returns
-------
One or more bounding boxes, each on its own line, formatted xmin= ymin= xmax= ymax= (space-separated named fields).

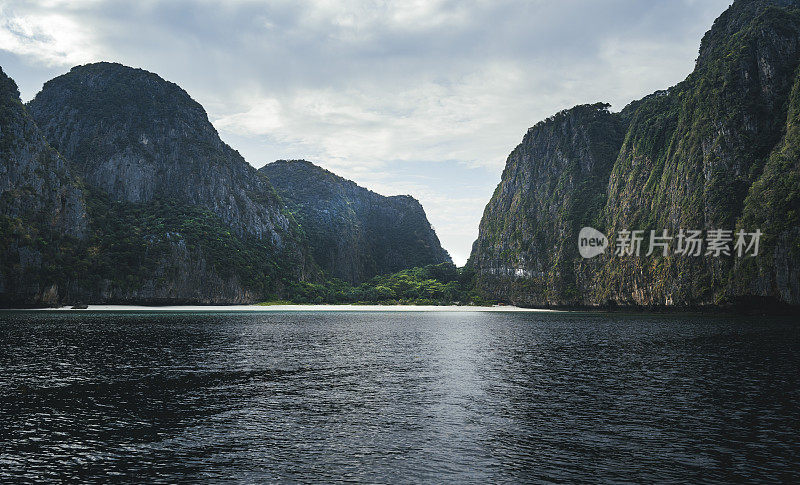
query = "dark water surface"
xmin=1 ymin=311 xmax=798 ymax=483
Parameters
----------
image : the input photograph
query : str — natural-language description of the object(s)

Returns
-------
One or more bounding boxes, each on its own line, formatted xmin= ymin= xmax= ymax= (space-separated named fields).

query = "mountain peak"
xmin=27 ymin=61 xmax=289 ymax=239
xmin=0 ymin=66 xmax=20 ymax=101
xmin=261 ymin=160 xmax=451 ymax=283
xmin=697 ymin=0 xmax=800 ymax=69
xmin=470 ymin=0 xmax=800 ymax=308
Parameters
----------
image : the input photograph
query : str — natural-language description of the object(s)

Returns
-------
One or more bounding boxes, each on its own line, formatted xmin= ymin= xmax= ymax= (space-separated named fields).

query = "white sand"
xmin=31 ymin=304 xmax=557 ymax=313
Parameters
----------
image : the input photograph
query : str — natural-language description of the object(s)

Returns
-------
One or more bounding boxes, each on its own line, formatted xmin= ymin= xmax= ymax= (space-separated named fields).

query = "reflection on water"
xmin=1 ymin=311 xmax=798 ymax=482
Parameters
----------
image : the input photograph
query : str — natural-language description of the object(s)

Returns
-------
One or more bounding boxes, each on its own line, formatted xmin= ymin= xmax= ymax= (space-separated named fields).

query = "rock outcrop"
xmin=0 ymin=66 xmax=87 ymax=306
xmin=261 ymin=160 xmax=451 ymax=283
xmin=469 ymin=103 xmax=627 ymax=305
xmin=28 ymin=62 xmax=292 ymax=241
xmin=23 ymin=62 xmax=316 ymax=304
xmin=470 ymin=0 xmax=800 ymax=311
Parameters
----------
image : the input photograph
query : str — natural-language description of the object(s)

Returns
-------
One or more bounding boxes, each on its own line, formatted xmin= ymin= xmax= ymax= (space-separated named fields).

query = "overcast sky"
xmin=0 ymin=0 xmax=732 ymax=265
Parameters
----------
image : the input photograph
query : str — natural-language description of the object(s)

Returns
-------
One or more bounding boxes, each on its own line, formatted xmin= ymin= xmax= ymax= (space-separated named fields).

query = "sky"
xmin=0 ymin=0 xmax=733 ymax=265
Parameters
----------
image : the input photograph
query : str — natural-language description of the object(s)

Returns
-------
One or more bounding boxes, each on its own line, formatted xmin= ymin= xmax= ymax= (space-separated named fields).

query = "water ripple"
xmin=0 ymin=311 xmax=798 ymax=482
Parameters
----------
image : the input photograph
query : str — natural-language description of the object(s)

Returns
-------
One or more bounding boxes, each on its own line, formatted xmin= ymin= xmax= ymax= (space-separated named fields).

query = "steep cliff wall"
xmin=469 ymin=103 xmax=627 ymax=305
xmin=0 ymin=67 xmax=87 ymax=306
xmin=261 ymin=160 xmax=451 ymax=284
xmin=470 ymin=0 xmax=800 ymax=310
xmin=25 ymin=63 xmax=317 ymax=304
xmin=28 ymin=62 xmax=292 ymax=241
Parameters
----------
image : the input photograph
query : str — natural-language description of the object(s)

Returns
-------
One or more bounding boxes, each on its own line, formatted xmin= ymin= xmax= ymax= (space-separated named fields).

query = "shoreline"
xmin=0 ymin=303 xmax=795 ymax=316
xmin=10 ymin=304 xmax=558 ymax=313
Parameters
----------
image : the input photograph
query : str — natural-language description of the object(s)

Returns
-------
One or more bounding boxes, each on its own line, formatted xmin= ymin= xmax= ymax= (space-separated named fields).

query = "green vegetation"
xmin=0 ymin=212 xmax=85 ymax=302
xmin=280 ymin=262 xmax=493 ymax=306
xmin=472 ymin=102 xmax=627 ymax=305
xmin=84 ymin=188 xmax=296 ymax=296
xmin=257 ymin=300 xmax=296 ymax=306
xmin=262 ymin=160 xmax=452 ymax=284
xmin=470 ymin=1 xmax=800 ymax=308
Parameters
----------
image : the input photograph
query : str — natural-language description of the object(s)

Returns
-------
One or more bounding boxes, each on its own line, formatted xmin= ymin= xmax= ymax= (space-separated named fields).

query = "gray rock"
xmin=0 ymin=66 xmax=88 ymax=306
xmin=261 ymin=160 xmax=451 ymax=284
xmin=470 ymin=0 xmax=800 ymax=310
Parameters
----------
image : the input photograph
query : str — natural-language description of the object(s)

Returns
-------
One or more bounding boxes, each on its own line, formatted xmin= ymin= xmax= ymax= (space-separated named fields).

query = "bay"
xmin=1 ymin=310 xmax=798 ymax=482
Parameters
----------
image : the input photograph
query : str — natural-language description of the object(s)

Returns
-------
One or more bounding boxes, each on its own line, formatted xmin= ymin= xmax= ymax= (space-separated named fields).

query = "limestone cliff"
xmin=469 ymin=103 xmax=627 ymax=305
xmin=261 ymin=160 xmax=451 ymax=284
xmin=470 ymin=0 xmax=800 ymax=310
xmin=0 ymin=66 xmax=87 ymax=306
xmin=25 ymin=62 xmax=316 ymax=304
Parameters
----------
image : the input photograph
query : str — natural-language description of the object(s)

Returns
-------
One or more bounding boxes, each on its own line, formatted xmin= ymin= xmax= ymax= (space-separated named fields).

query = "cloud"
xmin=0 ymin=5 xmax=98 ymax=66
xmin=214 ymin=97 xmax=283 ymax=136
xmin=0 ymin=0 xmax=734 ymax=264
xmin=214 ymin=62 xmax=528 ymax=171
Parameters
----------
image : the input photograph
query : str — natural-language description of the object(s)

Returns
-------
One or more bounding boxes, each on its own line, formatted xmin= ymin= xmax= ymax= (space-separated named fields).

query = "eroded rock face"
xmin=469 ymin=103 xmax=627 ymax=306
xmin=86 ymin=237 xmax=261 ymax=305
xmin=470 ymin=0 xmax=800 ymax=310
xmin=21 ymin=62 xmax=317 ymax=304
xmin=28 ymin=62 xmax=289 ymax=242
xmin=0 ymin=66 xmax=88 ymax=306
xmin=261 ymin=160 xmax=451 ymax=284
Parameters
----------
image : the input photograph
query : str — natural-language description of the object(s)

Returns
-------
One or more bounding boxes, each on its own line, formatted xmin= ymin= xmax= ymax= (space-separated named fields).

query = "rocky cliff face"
xmin=470 ymin=0 xmax=800 ymax=310
xmin=23 ymin=62 xmax=316 ymax=304
xmin=470 ymin=103 xmax=627 ymax=305
xmin=261 ymin=160 xmax=451 ymax=283
xmin=28 ymin=62 xmax=291 ymax=241
xmin=0 ymin=67 xmax=87 ymax=306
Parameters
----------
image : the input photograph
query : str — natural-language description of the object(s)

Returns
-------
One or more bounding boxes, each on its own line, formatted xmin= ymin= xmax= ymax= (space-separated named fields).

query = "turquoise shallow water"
xmin=1 ymin=311 xmax=798 ymax=482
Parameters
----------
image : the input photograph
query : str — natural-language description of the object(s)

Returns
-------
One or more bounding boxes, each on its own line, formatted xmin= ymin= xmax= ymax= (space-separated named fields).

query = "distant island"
xmin=1 ymin=0 xmax=799 ymax=313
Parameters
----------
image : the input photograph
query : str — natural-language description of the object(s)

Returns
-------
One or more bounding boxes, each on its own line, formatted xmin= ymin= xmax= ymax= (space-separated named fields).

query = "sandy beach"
xmin=25 ymin=304 xmax=556 ymax=313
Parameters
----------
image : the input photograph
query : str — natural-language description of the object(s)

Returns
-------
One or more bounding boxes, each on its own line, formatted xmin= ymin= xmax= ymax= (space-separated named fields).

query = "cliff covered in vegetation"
xmin=5 ymin=62 xmax=318 ymax=304
xmin=261 ymin=160 xmax=451 ymax=284
xmin=470 ymin=0 xmax=800 ymax=310
xmin=0 ymin=63 xmax=451 ymax=305
xmin=0 ymin=67 xmax=87 ymax=306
